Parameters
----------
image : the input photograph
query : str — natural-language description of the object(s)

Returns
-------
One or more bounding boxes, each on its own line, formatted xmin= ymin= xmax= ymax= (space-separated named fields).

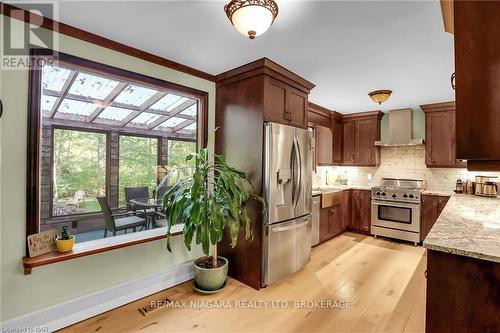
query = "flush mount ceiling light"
xmin=368 ymin=90 xmax=392 ymax=105
xmin=224 ymin=0 xmax=279 ymax=39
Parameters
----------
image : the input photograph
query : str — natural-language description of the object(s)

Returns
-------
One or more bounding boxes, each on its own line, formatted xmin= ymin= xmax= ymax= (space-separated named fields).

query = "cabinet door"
xmin=320 ymin=208 xmax=330 ymax=242
xmin=329 ymin=204 xmax=343 ymax=236
xmin=437 ymin=196 xmax=449 ymax=217
xmin=287 ymin=88 xmax=307 ymax=128
xmin=359 ymin=191 xmax=372 ymax=233
xmin=316 ymin=125 xmax=333 ymax=165
xmin=332 ymin=120 xmax=343 ymax=164
xmin=421 ymin=194 xmax=438 ymax=241
xmin=455 ymin=1 xmax=500 ymax=161
xmin=263 ymin=77 xmax=287 ymax=124
xmin=341 ymin=190 xmax=350 ymax=230
xmin=342 ymin=121 xmax=355 ymax=164
xmin=350 ymin=190 xmax=361 ymax=229
xmin=426 ymin=111 xmax=456 ymax=167
xmin=355 ymin=119 xmax=377 ymax=165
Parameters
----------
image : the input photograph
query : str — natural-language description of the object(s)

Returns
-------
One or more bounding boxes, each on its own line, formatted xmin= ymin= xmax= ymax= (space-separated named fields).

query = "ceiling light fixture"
xmin=224 ymin=0 xmax=279 ymax=39
xmin=368 ymin=90 xmax=392 ymax=105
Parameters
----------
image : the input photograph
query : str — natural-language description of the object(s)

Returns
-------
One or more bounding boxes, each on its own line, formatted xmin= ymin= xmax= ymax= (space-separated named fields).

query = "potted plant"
xmin=163 ymin=145 xmax=263 ymax=292
xmin=55 ymin=225 xmax=75 ymax=253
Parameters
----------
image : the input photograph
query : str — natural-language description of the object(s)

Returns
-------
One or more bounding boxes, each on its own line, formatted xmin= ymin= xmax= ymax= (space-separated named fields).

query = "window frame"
xmin=50 ymin=126 xmax=110 ymax=218
xmin=27 ymin=48 xmax=209 ymax=238
xmin=117 ymin=132 xmax=161 ymax=207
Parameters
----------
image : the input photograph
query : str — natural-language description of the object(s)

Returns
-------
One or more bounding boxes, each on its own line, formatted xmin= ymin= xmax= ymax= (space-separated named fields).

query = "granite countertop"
xmin=422 ymin=189 xmax=455 ymax=196
xmin=423 ymin=194 xmax=500 ymax=263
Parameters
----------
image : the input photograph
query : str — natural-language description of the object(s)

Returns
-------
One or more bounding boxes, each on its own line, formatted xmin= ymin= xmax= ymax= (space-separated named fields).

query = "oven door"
xmin=371 ymin=200 xmax=420 ymax=233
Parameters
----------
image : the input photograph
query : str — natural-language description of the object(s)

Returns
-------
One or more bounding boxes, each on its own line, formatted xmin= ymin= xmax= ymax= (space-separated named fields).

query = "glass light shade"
xmin=231 ymin=5 xmax=274 ymax=39
xmin=369 ymin=90 xmax=392 ymax=104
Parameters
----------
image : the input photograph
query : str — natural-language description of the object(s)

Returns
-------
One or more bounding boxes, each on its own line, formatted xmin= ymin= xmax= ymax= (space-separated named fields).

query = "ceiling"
xmin=16 ymin=0 xmax=455 ymax=114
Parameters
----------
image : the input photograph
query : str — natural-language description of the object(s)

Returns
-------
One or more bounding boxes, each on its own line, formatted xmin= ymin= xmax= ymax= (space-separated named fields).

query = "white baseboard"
xmin=1 ymin=261 xmax=194 ymax=332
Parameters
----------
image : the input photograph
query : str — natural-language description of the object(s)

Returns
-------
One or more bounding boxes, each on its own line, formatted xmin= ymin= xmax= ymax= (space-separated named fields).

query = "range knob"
xmin=376 ymin=191 xmax=381 ymax=196
xmin=403 ymin=193 xmax=408 ymax=198
xmin=392 ymin=193 xmax=397 ymax=198
xmin=381 ymin=192 xmax=386 ymax=196
xmin=409 ymin=194 xmax=415 ymax=199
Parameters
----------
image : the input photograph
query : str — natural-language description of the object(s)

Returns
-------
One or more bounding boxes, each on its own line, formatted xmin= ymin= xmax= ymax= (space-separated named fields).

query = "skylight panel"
xmin=182 ymin=123 xmax=197 ymax=131
xmin=42 ymin=65 xmax=71 ymax=92
xmin=129 ymin=112 xmax=162 ymax=125
xmin=157 ymin=117 xmax=184 ymax=129
xmin=41 ymin=95 xmax=57 ymax=113
xmin=166 ymin=97 xmax=190 ymax=112
xmin=149 ymin=93 xmax=184 ymax=112
xmin=69 ymin=72 xmax=120 ymax=100
xmin=57 ymin=99 xmax=97 ymax=117
xmin=179 ymin=103 xmax=198 ymax=117
xmin=98 ymin=106 xmax=133 ymax=121
xmin=114 ymin=84 xmax=158 ymax=107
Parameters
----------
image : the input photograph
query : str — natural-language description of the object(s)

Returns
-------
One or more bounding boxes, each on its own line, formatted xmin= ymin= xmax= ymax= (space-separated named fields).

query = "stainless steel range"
xmin=371 ymin=178 xmax=425 ymax=246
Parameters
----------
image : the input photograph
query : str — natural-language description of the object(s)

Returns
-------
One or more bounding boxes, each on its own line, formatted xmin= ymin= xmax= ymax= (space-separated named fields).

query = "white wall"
xmin=0 ymin=14 xmax=214 ymax=321
xmin=317 ymin=146 xmax=500 ymax=191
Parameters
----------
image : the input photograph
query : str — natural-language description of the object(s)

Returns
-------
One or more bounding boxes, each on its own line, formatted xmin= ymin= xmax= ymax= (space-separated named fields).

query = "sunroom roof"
xmin=41 ymin=64 xmax=198 ymax=139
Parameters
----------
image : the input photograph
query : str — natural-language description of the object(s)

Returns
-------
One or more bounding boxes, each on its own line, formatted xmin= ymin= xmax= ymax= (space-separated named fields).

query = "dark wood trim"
xmin=22 ymin=229 xmax=183 ymax=275
xmin=216 ymin=58 xmax=315 ymax=93
xmin=466 ymin=160 xmax=500 ymax=171
xmin=26 ymin=49 xmax=42 ymax=237
xmin=420 ymin=101 xmax=455 ymax=113
xmin=342 ymin=110 xmax=384 ymax=120
xmin=0 ymin=2 xmax=216 ymax=82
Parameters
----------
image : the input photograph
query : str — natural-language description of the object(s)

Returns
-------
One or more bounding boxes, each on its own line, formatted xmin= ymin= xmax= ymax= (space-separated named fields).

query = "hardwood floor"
xmin=60 ymin=232 xmax=427 ymax=333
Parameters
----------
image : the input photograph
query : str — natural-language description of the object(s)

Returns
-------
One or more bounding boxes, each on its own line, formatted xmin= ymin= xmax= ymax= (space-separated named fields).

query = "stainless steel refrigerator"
xmin=263 ymin=122 xmax=312 ymax=286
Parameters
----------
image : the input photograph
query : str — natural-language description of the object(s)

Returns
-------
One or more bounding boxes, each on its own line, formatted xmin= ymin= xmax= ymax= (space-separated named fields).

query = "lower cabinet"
xmin=318 ymin=189 xmax=371 ymax=243
xmin=350 ymin=190 xmax=371 ymax=233
xmin=421 ymin=194 xmax=450 ymax=241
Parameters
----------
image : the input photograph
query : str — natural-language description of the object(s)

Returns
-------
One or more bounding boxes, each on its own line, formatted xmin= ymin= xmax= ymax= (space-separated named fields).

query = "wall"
xmin=0 ymin=14 xmax=214 ymax=321
xmin=317 ymin=146 xmax=500 ymax=191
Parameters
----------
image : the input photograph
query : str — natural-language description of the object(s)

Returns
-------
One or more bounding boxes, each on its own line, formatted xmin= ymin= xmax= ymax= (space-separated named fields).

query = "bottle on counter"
xmin=455 ymin=178 xmax=464 ymax=194
xmin=466 ymin=180 xmax=474 ymax=195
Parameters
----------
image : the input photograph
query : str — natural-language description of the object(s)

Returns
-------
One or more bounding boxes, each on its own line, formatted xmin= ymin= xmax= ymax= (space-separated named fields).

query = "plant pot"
xmin=55 ymin=236 xmax=75 ymax=253
xmin=193 ymin=256 xmax=228 ymax=292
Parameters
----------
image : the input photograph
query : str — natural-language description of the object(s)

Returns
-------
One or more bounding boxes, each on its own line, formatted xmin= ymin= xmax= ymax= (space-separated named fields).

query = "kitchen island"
xmin=423 ymin=195 xmax=500 ymax=333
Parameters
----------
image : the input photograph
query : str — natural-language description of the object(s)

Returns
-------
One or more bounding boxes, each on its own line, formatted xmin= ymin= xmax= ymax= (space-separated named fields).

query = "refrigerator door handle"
xmin=293 ymin=136 xmax=302 ymax=208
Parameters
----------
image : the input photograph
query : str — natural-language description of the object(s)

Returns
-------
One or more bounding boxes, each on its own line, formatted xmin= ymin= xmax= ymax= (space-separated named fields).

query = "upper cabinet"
xmin=343 ymin=112 xmax=383 ymax=167
xmin=308 ymin=103 xmax=343 ymax=166
xmin=308 ymin=106 xmax=382 ymax=167
xmin=453 ymin=1 xmax=500 ymax=170
xmin=421 ymin=102 xmax=465 ymax=168
xmin=264 ymin=77 xmax=308 ymax=128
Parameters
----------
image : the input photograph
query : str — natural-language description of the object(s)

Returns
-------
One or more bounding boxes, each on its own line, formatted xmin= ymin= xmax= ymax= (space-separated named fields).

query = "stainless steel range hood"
xmin=375 ymin=108 xmax=424 ymax=146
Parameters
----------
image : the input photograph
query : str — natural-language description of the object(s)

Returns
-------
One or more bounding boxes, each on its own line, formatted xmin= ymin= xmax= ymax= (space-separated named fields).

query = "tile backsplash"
xmin=315 ymin=146 xmax=500 ymax=191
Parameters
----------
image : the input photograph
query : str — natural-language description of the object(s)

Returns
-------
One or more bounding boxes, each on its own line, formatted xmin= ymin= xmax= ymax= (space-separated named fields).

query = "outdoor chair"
xmin=97 ymin=197 xmax=147 ymax=237
xmin=66 ymin=190 xmax=85 ymax=208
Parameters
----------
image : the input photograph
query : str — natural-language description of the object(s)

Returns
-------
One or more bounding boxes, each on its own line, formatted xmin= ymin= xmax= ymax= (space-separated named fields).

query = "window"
xmin=52 ymin=129 xmax=106 ymax=216
xmin=167 ymin=140 xmax=197 ymax=186
xmin=29 ymin=50 xmax=208 ymax=246
xmin=118 ymin=135 xmax=159 ymax=206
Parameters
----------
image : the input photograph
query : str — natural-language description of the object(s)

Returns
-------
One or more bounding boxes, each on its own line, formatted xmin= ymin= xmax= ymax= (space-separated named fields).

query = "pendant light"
xmin=224 ymin=0 xmax=279 ymax=39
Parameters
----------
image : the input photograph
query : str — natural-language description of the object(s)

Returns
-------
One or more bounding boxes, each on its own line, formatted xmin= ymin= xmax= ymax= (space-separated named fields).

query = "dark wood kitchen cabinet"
xmin=316 ymin=125 xmax=333 ymax=165
xmin=332 ymin=119 xmax=343 ymax=164
xmin=421 ymin=102 xmax=465 ymax=168
xmin=320 ymin=204 xmax=342 ymax=242
xmin=264 ymin=76 xmax=308 ymax=128
xmin=350 ymin=190 xmax=371 ymax=233
xmin=421 ymin=194 xmax=450 ymax=241
xmin=454 ymin=1 xmax=500 ymax=170
xmin=308 ymin=103 xmax=343 ymax=166
xmin=215 ymin=58 xmax=315 ymax=289
xmin=342 ymin=112 xmax=383 ymax=166
xmin=342 ymin=120 xmax=355 ymax=164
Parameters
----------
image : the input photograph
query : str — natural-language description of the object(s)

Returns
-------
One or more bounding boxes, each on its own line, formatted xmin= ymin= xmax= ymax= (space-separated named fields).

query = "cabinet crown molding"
xmin=420 ymin=101 xmax=456 ymax=113
xmin=216 ymin=57 xmax=315 ymax=93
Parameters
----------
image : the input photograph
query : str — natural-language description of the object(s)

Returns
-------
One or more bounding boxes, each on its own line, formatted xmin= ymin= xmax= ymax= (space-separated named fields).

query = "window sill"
xmin=22 ymin=225 xmax=184 ymax=275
